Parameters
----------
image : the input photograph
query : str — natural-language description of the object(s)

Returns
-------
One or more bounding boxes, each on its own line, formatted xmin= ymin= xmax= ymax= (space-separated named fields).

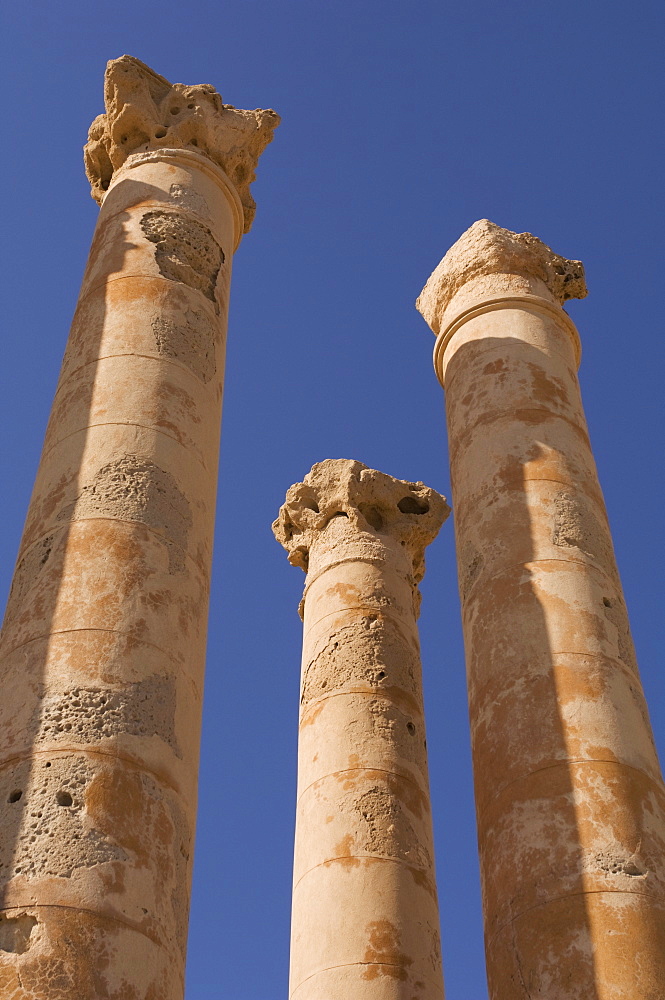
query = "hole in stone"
xmin=154 ymin=128 xmax=168 ymax=138
xmin=303 ymin=500 xmax=319 ymax=513
xmin=398 ymin=495 xmax=430 ymax=515
xmin=603 ymin=597 xmax=612 ymax=608
xmin=121 ymin=135 xmax=128 ymax=143
xmin=332 ymin=511 xmax=348 ymax=519
xmin=44 ymin=762 xmax=51 ymax=768
xmin=101 ymin=180 xmax=110 ymax=190
xmin=8 ymin=790 xmax=22 ymax=803
xmin=359 ymin=504 xmax=383 ymax=531
xmin=56 ymin=791 xmax=73 ymax=807
xmin=187 ymin=103 xmax=195 ymax=109
xmin=376 ymin=670 xmax=386 ymax=681
xmin=170 ymin=107 xmax=180 ymax=115
xmin=190 ymin=137 xmax=198 ymax=146
xmin=407 ymin=722 xmax=416 ymax=735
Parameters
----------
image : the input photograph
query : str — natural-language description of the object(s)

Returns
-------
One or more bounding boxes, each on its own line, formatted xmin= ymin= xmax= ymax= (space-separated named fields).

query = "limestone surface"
xmin=275 ymin=459 xmax=449 ymax=1000
xmin=85 ymin=55 xmax=279 ymax=231
xmin=417 ymin=221 xmax=665 ymax=999
xmin=0 ymin=58 xmax=277 ymax=999
xmin=417 ymin=219 xmax=587 ymax=335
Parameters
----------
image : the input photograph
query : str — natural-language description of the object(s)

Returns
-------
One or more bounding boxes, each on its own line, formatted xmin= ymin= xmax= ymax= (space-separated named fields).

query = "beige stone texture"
xmin=274 ymin=459 xmax=449 ymax=1000
xmin=417 ymin=220 xmax=665 ymax=998
xmin=0 ymin=56 xmax=278 ymax=998
xmin=84 ymin=54 xmax=279 ymax=231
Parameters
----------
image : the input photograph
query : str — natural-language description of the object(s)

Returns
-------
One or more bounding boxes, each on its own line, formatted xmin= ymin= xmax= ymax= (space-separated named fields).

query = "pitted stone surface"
xmin=417 ymin=219 xmax=587 ymax=334
xmin=418 ymin=225 xmax=665 ymax=997
xmin=301 ymin=615 xmax=420 ymax=706
xmin=276 ymin=460 xmax=447 ymax=1000
xmin=57 ymin=455 xmax=192 ymax=572
xmin=273 ymin=458 xmax=449 ymax=584
xmin=37 ymin=677 xmax=180 ymax=755
xmin=84 ymin=54 xmax=279 ymax=231
xmin=151 ymin=306 xmax=217 ymax=383
xmin=0 ymin=53 xmax=276 ymax=999
xmin=141 ymin=210 xmax=224 ymax=305
xmin=0 ymin=756 xmax=127 ymax=881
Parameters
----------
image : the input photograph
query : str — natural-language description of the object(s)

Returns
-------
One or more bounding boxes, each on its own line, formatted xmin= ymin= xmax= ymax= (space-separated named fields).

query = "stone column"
xmin=417 ymin=220 xmax=665 ymax=998
xmin=274 ymin=459 xmax=449 ymax=1000
xmin=0 ymin=56 xmax=278 ymax=998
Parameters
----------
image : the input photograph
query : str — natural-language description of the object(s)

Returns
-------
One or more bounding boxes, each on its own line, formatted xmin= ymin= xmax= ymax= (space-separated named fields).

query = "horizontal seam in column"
xmin=40 ymin=421 xmax=213 ymax=476
xmin=77 ymin=271 xmax=222 ymax=312
xmin=297 ymin=766 xmax=425 ymax=806
xmin=0 ymin=901 xmax=175 ymax=953
xmin=300 ymin=687 xmax=422 ymax=721
xmin=452 ymin=476 xmax=607 ymax=511
xmin=548 ymin=651 xmax=636 ymax=666
xmin=471 ymin=651 xmax=640 ymax=705
xmin=10 ymin=515 xmax=210 ymax=582
xmin=462 ymin=554 xmax=618 ymax=604
xmin=0 ymin=746 xmax=182 ymax=794
xmin=444 ymin=343 xmax=576 ymax=395
xmin=0 ymin=627 xmax=192 ymax=674
xmin=292 ymin=853 xmax=433 ymax=893
xmin=478 ymin=757 xmax=662 ymax=814
xmin=448 ymin=408 xmax=590 ymax=460
xmin=303 ymin=606 xmax=413 ymax=642
xmin=291 ymin=962 xmax=441 ymax=998
xmin=487 ymin=887 xmax=664 ymax=946
xmin=54 ymin=353 xmax=221 ymax=401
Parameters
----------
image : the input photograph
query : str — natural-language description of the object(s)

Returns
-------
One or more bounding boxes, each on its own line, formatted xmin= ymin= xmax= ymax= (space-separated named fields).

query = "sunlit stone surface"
xmin=0 ymin=55 xmax=278 ymax=999
xmin=418 ymin=220 xmax=665 ymax=999
xmin=274 ymin=458 xmax=449 ymax=1000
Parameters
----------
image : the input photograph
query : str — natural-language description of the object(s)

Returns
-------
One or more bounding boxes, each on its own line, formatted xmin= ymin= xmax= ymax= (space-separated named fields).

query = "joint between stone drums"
xmin=432 ymin=293 xmax=583 ymax=388
xmin=102 ymin=147 xmax=246 ymax=251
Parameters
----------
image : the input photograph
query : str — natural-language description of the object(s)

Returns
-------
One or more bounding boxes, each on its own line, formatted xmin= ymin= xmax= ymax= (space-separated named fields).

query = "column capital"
xmin=84 ymin=55 xmax=280 ymax=232
xmin=416 ymin=219 xmax=587 ymax=336
xmin=273 ymin=459 xmax=449 ymax=584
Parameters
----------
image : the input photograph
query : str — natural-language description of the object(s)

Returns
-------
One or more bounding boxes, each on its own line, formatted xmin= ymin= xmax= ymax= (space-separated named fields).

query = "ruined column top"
xmin=416 ymin=219 xmax=588 ymax=336
xmin=84 ymin=55 xmax=280 ymax=232
xmin=273 ymin=459 xmax=449 ymax=584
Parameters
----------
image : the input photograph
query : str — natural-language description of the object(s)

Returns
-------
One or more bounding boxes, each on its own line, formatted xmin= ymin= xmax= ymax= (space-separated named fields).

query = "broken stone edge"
xmin=84 ymin=55 xmax=280 ymax=233
xmin=417 ymin=219 xmax=588 ymax=336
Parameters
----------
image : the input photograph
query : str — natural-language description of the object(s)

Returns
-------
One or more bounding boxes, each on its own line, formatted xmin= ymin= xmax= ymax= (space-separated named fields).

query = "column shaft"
xmin=418 ymin=221 xmax=665 ymax=999
xmin=0 ymin=56 xmax=277 ymax=998
xmin=275 ymin=460 xmax=448 ymax=1000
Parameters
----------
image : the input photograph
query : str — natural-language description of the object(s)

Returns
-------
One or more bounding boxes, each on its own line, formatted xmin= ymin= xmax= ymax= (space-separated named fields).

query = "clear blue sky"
xmin=2 ymin=2 xmax=664 ymax=997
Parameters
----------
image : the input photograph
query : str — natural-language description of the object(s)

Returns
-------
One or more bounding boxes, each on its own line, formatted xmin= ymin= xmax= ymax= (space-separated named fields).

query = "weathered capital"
xmin=84 ymin=55 xmax=280 ymax=231
xmin=273 ymin=458 xmax=449 ymax=583
xmin=417 ymin=219 xmax=587 ymax=335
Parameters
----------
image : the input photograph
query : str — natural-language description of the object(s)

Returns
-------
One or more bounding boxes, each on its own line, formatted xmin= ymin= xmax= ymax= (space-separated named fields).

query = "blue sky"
xmin=2 ymin=2 xmax=664 ymax=997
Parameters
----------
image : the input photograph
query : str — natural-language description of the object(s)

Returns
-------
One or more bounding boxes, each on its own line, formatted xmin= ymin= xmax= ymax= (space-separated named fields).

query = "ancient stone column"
xmin=417 ymin=220 xmax=665 ymax=998
xmin=274 ymin=459 xmax=449 ymax=1000
xmin=0 ymin=56 xmax=278 ymax=998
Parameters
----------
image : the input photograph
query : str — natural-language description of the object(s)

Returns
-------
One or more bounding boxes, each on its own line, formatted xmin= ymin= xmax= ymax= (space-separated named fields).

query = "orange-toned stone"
xmin=417 ymin=220 xmax=665 ymax=998
xmin=274 ymin=459 xmax=449 ymax=1000
xmin=0 ymin=54 xmax=278 ymax=997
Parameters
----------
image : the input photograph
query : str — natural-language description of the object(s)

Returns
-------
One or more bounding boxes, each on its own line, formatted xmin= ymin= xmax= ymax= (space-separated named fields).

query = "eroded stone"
xmin=275 ymin=459 xmax=447 ymax=1000
xmin=84 ymin=54 xmax=279 ymax=231
xmin=141 ymin=210 xmax=224 ymax=306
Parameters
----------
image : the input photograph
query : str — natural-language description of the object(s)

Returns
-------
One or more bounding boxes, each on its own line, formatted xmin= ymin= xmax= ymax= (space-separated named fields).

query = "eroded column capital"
xmin=84 ymin=55 xmax=280 ymax=232
xmin=417 ymin=219 xmax=587 ymax=336
xmin=273 ymin=459 xmax=449 ymax=583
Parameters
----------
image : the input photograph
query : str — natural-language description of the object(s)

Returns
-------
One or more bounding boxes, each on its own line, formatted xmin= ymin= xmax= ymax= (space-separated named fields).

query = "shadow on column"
xmin=0 ymin=177 xmax=190 ymax=981
xmin=447 ymin=334 xmax=665 ymax=998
